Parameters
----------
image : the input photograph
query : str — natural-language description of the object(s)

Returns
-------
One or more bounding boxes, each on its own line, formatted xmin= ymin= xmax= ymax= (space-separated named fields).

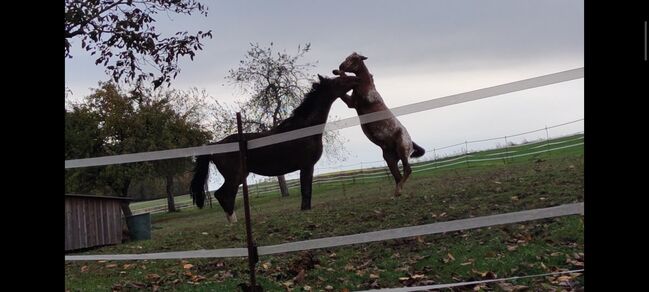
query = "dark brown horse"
xmin=190 ymin=75 xmax=361 ymax=222
xmin=334 ymin=52 xmax=425 ymax=196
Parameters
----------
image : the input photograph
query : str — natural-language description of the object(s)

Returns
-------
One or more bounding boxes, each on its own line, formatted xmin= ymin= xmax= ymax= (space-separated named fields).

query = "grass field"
xmin=66 ymin=134 xmax=584 ymax=291
xmin=129 ymin=134 xmax=583 ymax=213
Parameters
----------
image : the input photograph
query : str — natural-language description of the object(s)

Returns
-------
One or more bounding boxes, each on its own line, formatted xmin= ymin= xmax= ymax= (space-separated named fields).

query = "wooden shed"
xmin=65 ymin=194 xmax=131 ymax=251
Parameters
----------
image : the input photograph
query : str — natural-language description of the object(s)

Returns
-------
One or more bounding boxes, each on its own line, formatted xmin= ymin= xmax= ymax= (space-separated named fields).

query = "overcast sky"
xmin=65 ymin=0 xmax=584 ymax=187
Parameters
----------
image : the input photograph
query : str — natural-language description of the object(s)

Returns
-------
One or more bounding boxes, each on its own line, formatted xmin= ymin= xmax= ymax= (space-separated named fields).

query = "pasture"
xmin=65 ymin=135 xmax=584 ymax=291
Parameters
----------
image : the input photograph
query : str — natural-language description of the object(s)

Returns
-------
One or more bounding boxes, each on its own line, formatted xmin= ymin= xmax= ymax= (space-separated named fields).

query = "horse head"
xmin=317 ymin=74 xmax=361 ymax=98
xmin=339 ymin=52 xmax=368 ymax=73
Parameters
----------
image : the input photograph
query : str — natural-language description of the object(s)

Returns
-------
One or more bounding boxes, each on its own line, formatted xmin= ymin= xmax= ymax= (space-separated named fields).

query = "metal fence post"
xmin=236 ymin=112 xmax=262 ymax=292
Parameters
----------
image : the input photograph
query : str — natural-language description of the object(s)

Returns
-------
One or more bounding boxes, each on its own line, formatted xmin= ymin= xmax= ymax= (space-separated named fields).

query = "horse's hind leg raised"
xmin=396 ymin=140 xmax=413 ymax=195
xmin=383 ymin=149 xmax=403 ymax=196
xmin=397 ymin=154 xmax=412 ymax=195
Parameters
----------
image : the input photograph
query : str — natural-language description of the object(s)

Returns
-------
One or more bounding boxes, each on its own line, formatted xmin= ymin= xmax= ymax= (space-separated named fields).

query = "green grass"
xmin=66 ymin=136 xmax=584 ymax=291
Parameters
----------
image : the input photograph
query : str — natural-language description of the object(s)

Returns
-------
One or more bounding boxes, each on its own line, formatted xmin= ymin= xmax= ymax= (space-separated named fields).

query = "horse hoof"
xmin=226 ymin=211 xmax=238 ymax=223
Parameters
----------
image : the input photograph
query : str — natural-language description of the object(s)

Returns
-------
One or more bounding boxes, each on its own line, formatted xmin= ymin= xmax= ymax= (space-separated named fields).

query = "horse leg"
xmin=397 ymin=151 xmax=412 ymax=194
xmin=214 ymin=178 xmax=240 ymax=223
xmin=383 ymin=149 xmax=403 ymax=196
xmin=300 ymin=166 xmax=314 ymax=210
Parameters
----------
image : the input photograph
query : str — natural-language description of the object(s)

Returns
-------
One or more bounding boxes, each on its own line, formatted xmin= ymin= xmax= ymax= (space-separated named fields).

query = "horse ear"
xmin=359 ymin=54 xmax=368 ymax=60
xmin=318 ymin=74 xmax=325 ymax=82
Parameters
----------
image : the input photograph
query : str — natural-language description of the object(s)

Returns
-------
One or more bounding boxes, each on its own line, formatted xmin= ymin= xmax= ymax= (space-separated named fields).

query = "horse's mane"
xmin=276 ymin=79 xmax=330 ymax=130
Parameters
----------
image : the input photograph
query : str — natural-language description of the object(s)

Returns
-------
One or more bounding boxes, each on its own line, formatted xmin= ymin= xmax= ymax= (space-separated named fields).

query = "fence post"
xmin=236 ymin=112 xmax=262 ymax=292
xmin=432 ymin=148 xmax=437 ymax=169
xmin=545 ymin=125 xmax=551 ymax=158
xmin=464 ymin=141 xmax=470 ymax=168
xmin=503 ymin=136 xmax=510 ymax=165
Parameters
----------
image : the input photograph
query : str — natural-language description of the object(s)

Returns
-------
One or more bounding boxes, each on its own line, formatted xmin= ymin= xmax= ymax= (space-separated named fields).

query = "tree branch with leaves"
xmin=65 ymin=0 xmax=212 ymax=88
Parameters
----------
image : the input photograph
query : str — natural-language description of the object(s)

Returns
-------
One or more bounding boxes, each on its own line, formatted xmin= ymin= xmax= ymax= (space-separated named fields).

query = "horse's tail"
xmin=190 ymin=155 xmax=210 ymax=209
xmin=411 ymin=142 xmax=426 ymax=158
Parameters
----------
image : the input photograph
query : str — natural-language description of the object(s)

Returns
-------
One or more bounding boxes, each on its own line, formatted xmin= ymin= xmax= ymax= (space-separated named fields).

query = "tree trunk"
xmin=166 ymin=175 xmax=176 ymax=212
xmin=120 ymin=180 xmax=133 ymax=217
xmin=277 ymin=175 xmax=290 ymax=197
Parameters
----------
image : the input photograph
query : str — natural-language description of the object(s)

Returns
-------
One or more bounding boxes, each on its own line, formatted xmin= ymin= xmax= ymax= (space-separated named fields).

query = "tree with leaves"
xmin=134 ymin=89 xmax=212 ymax=212
xmin=65 ymin=83 xmax=145 ymax=216
xmin=65 ymin=83 xmax=212 ymax=215
xmin=65 ymin=0 xmax=212 ymax=88
xmin=218 ymin=42 xmax=349 ymax=197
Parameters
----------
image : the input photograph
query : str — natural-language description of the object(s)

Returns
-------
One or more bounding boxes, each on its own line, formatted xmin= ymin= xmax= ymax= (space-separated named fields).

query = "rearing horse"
xmin=334 ymin=52 xmax=425 ymax=196
xmin=190 ymin=75 xmax=361 ymax=222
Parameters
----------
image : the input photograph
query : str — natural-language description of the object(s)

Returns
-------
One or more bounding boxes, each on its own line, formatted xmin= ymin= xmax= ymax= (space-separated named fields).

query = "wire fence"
xmin=131 ymin=118 xmax=583 ymax=214
xmin=65 ymin=68 xmax=585 ymax=291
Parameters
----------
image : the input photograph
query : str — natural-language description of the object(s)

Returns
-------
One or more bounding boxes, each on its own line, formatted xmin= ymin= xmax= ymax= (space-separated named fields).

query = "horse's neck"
xmin=304 ymin=98 xmax=335 ymax=126
xmin=351 ymin=63 xmax=387 ymax=112
xmin=353 ymin=64 xmax=375 ymax=91
xmin=276 ymin=98 xmax=334 ymax=133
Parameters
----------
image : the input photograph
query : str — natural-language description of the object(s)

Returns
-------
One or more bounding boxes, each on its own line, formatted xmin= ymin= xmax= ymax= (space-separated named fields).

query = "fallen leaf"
xmin=370 ymin=280 xmax=380 ymax=288
xmin=261 ymin=261 xmax=271 ymax=270
xmin=282 ymin=280 xmax=294 ymax=288
xmin=497 ymin=282 xmax=529 ymax=291
xmin=411 ymin=274 xmax=426 ymax=279
xmin=294 ymin=269 xmax=305 ymax=283
xmin=106 ymin=264 xmax=118 ymax=268
xmin=191 ymin=275 xmax=206 ymax=282
xmin=447 ymin=253 xmax=455 ymax=261
xmin=369 ymin=273 xmax=380 ymax=279
xmin=324 ymin=285 xmax=334 ymax=291
xmin=557 ymin=275 xmax=572 ymax=282
xmin=303 ymin=285 xmax=312 ymax=291
xmin=183 ymin=264 xmax=193 ymax=270
xmin=146 ymin=274 xmax=160 ymax=281
xmin=80 ymin=265 xmax=89 ymax=273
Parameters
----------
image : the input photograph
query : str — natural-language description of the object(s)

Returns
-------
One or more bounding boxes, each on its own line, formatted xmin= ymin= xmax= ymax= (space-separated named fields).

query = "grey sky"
xmin=65 ymin=0 xmax=584 ymax=186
